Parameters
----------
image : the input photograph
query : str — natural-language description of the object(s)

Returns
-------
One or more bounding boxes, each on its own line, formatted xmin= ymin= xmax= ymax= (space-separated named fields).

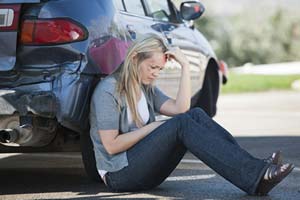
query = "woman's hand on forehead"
xmin=165 ymin=47 xmax=189 ymax=68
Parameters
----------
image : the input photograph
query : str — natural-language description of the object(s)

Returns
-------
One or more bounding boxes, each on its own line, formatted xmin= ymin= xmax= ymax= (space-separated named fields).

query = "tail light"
xmin=20 ymin=18 xmax=88 ymax=45
xmin=218 ymin=60 xmax=229 ymax=84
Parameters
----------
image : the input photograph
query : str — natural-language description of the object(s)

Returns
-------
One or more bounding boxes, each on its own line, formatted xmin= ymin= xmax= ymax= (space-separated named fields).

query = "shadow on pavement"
xmin=0 ymin=136 xmax=299 ymax=199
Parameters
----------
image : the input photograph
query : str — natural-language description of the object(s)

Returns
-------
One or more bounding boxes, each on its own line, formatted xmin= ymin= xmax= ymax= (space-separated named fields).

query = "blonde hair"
xmin=116 ymin=34 xmax=168 ymax=128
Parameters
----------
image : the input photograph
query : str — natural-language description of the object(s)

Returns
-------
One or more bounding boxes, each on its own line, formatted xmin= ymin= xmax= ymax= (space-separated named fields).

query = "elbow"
xmin=106 ymin=147 xmax=118 ymax=156
xmin=106 ymin=149 xmax=116 ymax=156
xmin=103 ymin=144 xmax=118 ymax=156
xmin=175 ymin=101 xmax=190 ymax=114
xmin=178 ymin=104 xmax=190 ymax=114
xmin=179 ymin=108 xmax=189 ymax=114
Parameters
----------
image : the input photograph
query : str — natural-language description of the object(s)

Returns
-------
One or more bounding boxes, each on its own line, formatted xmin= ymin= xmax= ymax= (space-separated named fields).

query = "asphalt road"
xmin=0 ymin=91 xmax=299 ymax=200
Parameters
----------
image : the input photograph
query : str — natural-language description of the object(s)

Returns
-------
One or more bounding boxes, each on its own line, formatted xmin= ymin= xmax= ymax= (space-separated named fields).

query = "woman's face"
xmin=138 ymin=51 xmax=166 ymax=85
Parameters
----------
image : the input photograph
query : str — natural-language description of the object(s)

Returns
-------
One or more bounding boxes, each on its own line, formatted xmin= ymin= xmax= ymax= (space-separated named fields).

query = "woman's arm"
xmin=99 ymin=121 xmax=164 ymax=155
xmin=159 ymin=47 xmax=191 ymax=116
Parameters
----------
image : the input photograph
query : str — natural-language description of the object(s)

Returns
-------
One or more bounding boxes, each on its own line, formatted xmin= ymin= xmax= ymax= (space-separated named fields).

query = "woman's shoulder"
xmin=95 ymin=75 xmax=118 ymax=94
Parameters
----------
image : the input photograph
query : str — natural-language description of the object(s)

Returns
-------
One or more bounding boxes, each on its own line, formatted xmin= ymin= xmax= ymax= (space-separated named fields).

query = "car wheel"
xmin=80 ymin=131 xmax=102 ymax=182
xmin=192 ymin=64 xmax=219 ymax=117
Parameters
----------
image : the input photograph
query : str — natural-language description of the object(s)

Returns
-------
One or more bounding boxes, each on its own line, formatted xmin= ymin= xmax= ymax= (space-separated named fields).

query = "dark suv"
xmin=0 ymin=0 xmax=227 ymax=181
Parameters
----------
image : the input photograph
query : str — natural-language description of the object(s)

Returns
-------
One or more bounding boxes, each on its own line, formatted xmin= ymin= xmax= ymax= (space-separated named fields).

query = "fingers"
xmin=165 ymin=47 xmax=189 ymax=67
xmin=165 ymin=46 xmax=180 ymax=56
xmin=165 ymin=47 xmax=181 ymax=61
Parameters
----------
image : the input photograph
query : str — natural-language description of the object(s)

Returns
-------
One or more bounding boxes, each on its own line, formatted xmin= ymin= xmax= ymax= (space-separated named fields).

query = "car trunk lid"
xmin=0 ymin=0 xmax=40 ymax=71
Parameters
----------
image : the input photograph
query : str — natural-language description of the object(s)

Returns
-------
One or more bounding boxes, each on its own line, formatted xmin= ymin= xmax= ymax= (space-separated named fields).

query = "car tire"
xmin=80 ymin=131 xmax=102 ymax=182
xmin=192 ymin=65 xmax=219 ymax=117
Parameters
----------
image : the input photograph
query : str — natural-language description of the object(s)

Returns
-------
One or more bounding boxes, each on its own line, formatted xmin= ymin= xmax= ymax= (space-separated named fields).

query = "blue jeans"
xmin=105 ymin=108 xmax=270 ymax=194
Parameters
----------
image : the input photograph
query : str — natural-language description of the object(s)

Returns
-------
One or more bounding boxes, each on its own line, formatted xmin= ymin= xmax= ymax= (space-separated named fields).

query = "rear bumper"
xmin=0 ymin=89 xmax=57 ymax=118
xmin=0 ymin=68 xmax=95 ymax=134
xmin=0 ymin=45 xmax=98 ymax=133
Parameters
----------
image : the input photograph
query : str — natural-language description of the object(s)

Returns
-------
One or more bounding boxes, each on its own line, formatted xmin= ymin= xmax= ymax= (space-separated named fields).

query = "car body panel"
xmin=0 ymin=0 xmax=40 ymax=3
xmin=0 ymin=4 xmax=21 ymax=71
xmin=0 ymin=32 xmax=18 ymax=71
xmin=115 ymin=4 xmax=212 ymax=99
xmin=0 ymin=1 xmax=41 ymax=71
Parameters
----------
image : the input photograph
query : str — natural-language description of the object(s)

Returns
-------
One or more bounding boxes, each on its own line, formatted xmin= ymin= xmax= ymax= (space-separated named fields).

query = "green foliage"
xmin=221 ymin=73 xmax=300 ymax=93
xmin=195 ymin=9 xmax=300 ymax=67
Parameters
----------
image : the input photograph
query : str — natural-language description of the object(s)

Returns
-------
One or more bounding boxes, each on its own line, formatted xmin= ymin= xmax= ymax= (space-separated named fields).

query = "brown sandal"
xmin=265 ymin=150 xmax=282 ymax=165
xmin=256 ymin=163 xmax=294 ymax=196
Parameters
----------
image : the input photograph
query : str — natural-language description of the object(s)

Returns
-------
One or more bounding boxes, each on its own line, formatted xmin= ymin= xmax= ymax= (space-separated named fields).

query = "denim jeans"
xmin=105 ymin=108 xmax=270 ymax=194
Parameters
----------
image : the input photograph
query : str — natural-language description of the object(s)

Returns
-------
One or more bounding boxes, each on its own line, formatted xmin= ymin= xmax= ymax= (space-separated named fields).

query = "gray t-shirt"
xmin=89 ymin=73 xmax=170 ymax=172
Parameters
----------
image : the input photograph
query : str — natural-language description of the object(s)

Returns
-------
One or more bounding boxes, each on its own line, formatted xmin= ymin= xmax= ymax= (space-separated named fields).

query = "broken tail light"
xmin=20 ymin=18 xmax=88 ymax=45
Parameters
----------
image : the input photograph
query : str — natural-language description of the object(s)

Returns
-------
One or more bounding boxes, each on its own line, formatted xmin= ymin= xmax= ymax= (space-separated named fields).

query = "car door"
xmin=142 ymin=0 xmax=207 ymax=98
xmin=113 ymin=0 xmax=206 ymax=98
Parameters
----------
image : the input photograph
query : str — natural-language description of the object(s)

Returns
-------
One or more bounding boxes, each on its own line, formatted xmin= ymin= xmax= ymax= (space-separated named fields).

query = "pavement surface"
xmin=214 ymin=91 xmax=300 ymax=137
xmin=0 ymin=91 xmax=300 ymax=200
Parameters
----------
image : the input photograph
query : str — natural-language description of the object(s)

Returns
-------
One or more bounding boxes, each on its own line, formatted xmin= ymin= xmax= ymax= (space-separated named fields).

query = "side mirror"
xmin=180 ymin=1 xmax=205 ymax=21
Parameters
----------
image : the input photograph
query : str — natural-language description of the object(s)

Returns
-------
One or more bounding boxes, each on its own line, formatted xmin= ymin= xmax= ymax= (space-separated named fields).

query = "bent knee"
xmin=173 ymin=112 xmax=190 ymax=124
xmin=188 ymin=107 xmax=207 ymax=116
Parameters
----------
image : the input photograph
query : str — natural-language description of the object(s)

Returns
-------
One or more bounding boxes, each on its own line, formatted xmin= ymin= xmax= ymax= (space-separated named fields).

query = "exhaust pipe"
xmin=0 ymin=129 xmax=18 ymax=143
xmin=0 ymin=124 xmax=33 ymax=145
xmin=0 ymin=116 xmax=57 ymax=147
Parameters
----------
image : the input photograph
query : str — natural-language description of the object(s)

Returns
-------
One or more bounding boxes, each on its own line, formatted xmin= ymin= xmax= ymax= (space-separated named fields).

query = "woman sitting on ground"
xmin=89 ymin=34 xmax=294 ymax=195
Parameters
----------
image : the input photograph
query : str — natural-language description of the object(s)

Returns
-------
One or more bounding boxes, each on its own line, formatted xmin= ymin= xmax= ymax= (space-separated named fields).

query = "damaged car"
xmin=0 ymin=0 xmax=227 ymax=181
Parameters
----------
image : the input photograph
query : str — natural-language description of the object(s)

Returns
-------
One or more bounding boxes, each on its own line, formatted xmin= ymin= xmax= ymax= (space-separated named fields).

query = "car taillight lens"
xmin=218 ymin=60 xmax=228 ymax=76
xmin=20 ymin=18 xmax=88 ymax=45
xmin=218 ymin=60 xmax=229 ymax=84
